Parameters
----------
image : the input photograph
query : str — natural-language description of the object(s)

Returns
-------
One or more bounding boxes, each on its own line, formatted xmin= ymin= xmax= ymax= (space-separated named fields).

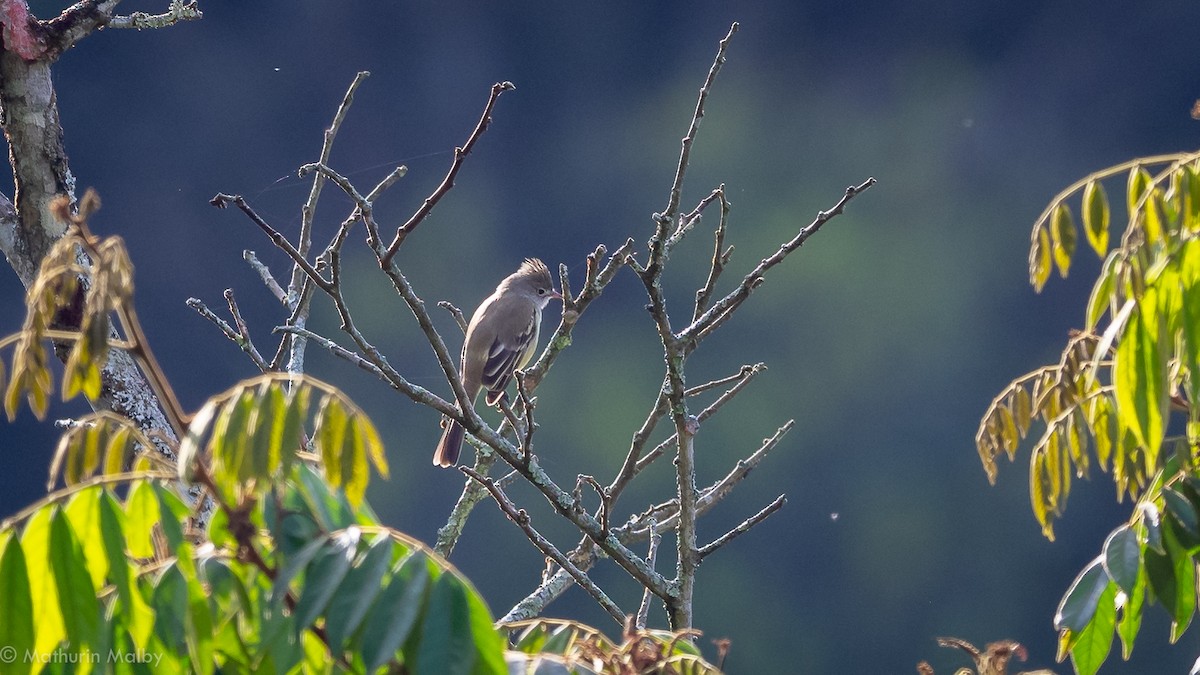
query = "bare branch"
xmin=693 ymin=186 xmax=732 ymax=321
xmin=210 ymin=193 xmax=330 ymax=292
xmin=635 ymin=519 xmax=662 ymax=630
xmin=632 ymin=420 xmax=794 ymax=536
xmin=382 ymin=81 xmax=516 ymax=263
xmin=243 ymin=250 xmax=287 ymax=304
xmin=434 ymin=450 xmax=498 ymax=557
xmin=438 ymin=301 xmax=469 ymax=334
xmin=462 ymin=466 xmax=627 ymax=625
xmin=185 ymin=295 xmax=268 ymax=372
xmin=647 ymin=22 xmax=739 ymax=272
xmin=680 ymin=177 xmax=877 ymax=349
xmin=697 ymin=494 xmax=786 ymax=560
xmin=635 ymin=363 xmax=767 ymax=474
xmin=108 ymin=1 xmax=202 ymax=30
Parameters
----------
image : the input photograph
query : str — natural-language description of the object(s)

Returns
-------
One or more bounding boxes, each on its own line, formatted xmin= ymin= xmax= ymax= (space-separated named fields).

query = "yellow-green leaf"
xmin=21 ymin=507 xmax=66 ymax=657
xmin=1113 ymin=297 xmax=1167 ymax=473
xmin=1031 ymin=225 xmax=1053 ymax=292
xmin=315 ymin=395 xmax=349 ymax=488
xmin=1051 ymin=202 xmax=1077 ymax=277
xmin=124 ymin=480 xmax=162 ymax=560
xmin=1143 ymin=189 xmax=1165 ymax=246
xmin=1086 ymin=253 xmax=1120 ymax=331
xmin=1083 ymin=180 xmax=1110 ymax=257
xmin=1127 ymin=166 xmax=1152 ymax=215
xmin=64 ymin=486 xmax=108 ymax=591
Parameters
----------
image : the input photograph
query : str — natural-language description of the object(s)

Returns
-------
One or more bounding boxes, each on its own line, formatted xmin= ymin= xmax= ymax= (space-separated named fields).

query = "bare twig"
xmin=382 ymin=81 xmax=517 ymax=263
xmin=210 ymin=194 xmax=330 ymax=292
xmin=635 ymin=519 xmax=662 ymax=630
xmin=243 ymin=250 xmax=287 ymax=304
xmin=680 ymin=176 xmax=877 ymax=350
xmin=434 ymin=450 xmax=497 ymax=557
xmin=648 ymin=22 xmax=739 ymax=272
xmin=693 ymin=187 xmax=732 ymax=322
xmin=107 ymin=1 xmax=202 ymax=30
xmin=273 ymin=326 xmax=392 ymax=381
xmin=222 ymin=289 xmax=267 ymax=369
xmin=462 ymin=466 xmax=627 ymax=625
xmin=697 ymin=494 xmax=786 ymax=560
xmin=438 ymin=301 xmax=469 ymax=334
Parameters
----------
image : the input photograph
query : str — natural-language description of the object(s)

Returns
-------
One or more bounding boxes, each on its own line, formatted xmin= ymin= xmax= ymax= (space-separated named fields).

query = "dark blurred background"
xmin=3 ymin=2 xmax=1199 ymax=672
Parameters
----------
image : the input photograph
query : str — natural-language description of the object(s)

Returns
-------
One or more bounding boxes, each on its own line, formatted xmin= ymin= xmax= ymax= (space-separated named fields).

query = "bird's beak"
xmin=550 ymin=290 xmax=563 ymax=301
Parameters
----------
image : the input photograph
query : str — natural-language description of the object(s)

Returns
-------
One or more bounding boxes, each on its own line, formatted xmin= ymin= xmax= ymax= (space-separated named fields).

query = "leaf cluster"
xmin=978 ymin=152 xmax=1200 ymax=674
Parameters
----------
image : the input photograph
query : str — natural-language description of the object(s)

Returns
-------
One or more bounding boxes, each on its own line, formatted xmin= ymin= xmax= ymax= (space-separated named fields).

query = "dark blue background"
xmin=3 ymin=2 xmax=1199 ymax=672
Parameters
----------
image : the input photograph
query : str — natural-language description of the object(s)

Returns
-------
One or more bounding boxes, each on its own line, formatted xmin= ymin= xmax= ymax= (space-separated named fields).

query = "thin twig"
xmin=635 ymin=519 xmax=662 ymax=630
xmin=648 ymin=22 xmax=739 ymax=273
xmin=273 ymin=326 xmax=391 ymax=382
xmin=635 ymin=363 xmax=767 ymax=473
xmin=462 ymin=466 xmax=627 ymax=625
xmin=382 ymin=81 xmax=517 ymax=263
xmin=693 ymin=186 xmax=732 ymax=322
xmin=697 ymin=494 xmax=786 ymax=560
xmin=243 ymin=250 xmax=287 ymax=304
xmin=434 ymin=450 xmax=498 ymax=557
xmin=222 ymin=289 xmax=267 ymax=371
xmin=681 ymin=177 xmax=877 ymax=349
xmin=210 ymin=194 xmax=330 ymax=292
xmin=438 ymin=301 xmax=469 ymax=334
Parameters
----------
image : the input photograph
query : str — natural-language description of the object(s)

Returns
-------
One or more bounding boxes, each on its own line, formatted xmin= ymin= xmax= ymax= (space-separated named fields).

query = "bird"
xmin=433 ymin=258 xmax=561 ymax=467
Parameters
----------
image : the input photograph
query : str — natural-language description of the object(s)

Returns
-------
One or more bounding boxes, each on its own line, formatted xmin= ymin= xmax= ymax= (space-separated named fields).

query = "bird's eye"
xmin=537 ymin=288 xmax=546 ymax=296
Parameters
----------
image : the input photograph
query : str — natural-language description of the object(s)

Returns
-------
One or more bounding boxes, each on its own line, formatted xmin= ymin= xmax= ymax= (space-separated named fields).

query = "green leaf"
xmin=0 ymin=535 xmax=35 ymax=664
xmin=413 ymin=573 xmax=477 ymax=675
xmin=279 ymin=384 xmax=311 ymax=477
xmin=124 ymin=480 xmax=161 ymax=559
xmin=1128 ymin=166 xmax=1152 ymax=216
xmin=315 ymin=395 xmax=350 ymax=490
xmin=1102 ymin=525 xmax=1141 ymax=593
xmin=1164 ymin=487 xmax=1200 ymax=540
xmin=49 ymin=508 xmax=101 ymax=649
xmin=361 ymin=552 xmax=432 ymax=672
xmin=1051 ymin=202 xmax=1076 ymax=277
xmin=1083 ymin=180 xmax=1110 ymax=256
xmin=64 ymin=485 xmax=108 ymax=590
xmin=1117 ymin=557 xmax=1146 ymax=659
xmin=249 ymin=381 xmax=286 ymax=484
xmin=292 ymin=527 xmax=361 ymax=631
xmin=177 ymin=399 xmax=218 ymax=483
xmin=1068 ymin=579 xmax=1117 ymax=675
xmin=1164 ymin=519 xmax=1196 ymax=641
xmin=1031 ymin=225 xmax=1052 ymax=291
xmin=296 ymin=461 xmax=356 ymax=532
xmin=21 ymin=507 xmax=65 ymax=657
xmin=220 ymin=386 xmax=258 ymax=485
xmin=186 ymin=561 xmax=216 ymax=675
xmin=152 ymin=564 xmax=190 ymax=654
xmin=463 ymin=580 xmax=506 ymax=674
xmin=1055 ymin=557 xmax=1110 ymax=632
xmin=1086 ymin=253 xmax=1119 ymax=331
xmin=323 ymin=533 xmax=394 ymax=653
xmin=99 ymin=491 xmax=155 ymax=650
xmin=1113 ymin=299 xmax=1167 ymax=472
xmin=1143 ymin=189 xmax=1166 ymax=245
xmin=272 ymin=535 xmax=332 ymax=606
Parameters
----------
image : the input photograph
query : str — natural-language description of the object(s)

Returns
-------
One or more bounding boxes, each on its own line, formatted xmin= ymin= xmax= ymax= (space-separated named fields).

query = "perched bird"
xmin=433 ymin=258 xmax=561 ymax=467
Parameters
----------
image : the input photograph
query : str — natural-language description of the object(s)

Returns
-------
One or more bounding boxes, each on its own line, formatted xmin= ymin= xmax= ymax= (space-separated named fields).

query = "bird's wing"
xmin=480 ymin=314 xmax=538 ymax=404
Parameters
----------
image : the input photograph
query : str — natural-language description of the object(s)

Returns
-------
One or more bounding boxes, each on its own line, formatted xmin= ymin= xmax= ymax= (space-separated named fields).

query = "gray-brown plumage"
xmin=433 ymin=258 xmax=561 ymax=467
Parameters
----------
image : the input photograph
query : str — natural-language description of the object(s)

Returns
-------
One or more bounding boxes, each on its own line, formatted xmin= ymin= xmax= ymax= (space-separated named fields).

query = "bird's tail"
xmin=433 ymin=420 xmax=466 ymax=467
